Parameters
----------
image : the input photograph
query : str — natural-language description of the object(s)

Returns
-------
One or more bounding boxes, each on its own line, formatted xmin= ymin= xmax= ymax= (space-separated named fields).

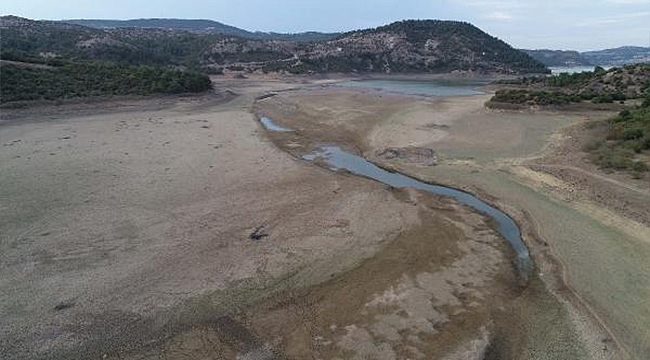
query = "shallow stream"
xmin=260 ymin=116 xmax=532 ymax=275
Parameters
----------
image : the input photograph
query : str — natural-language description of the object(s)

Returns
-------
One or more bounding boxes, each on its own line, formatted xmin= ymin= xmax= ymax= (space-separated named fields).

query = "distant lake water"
xmin=335 ymin=79 xmax=486 ymax=96
xmin=549 ymin=66 xmax=611 ymax=74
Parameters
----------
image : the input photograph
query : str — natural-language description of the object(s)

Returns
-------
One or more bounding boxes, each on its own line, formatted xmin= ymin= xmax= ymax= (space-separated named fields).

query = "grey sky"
xmin=2 ymin=0 xmax=649 ymax=51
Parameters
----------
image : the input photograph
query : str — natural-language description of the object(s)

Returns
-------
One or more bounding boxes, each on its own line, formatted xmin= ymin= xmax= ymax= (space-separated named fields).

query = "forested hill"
xmin=521 ymin=49 xmax=592 ymax=67
xmin=522 ymin=46 xmax=650 ymax=67
xmin=62 ymin=18 xmax=339 ymax=42
xmin=1 ymin=16 xmax=548 ymax=75
xmin=317 ymin=20 xmax=548 ymax=74
xmin=582 ymin=46 xmax=650 ymax=67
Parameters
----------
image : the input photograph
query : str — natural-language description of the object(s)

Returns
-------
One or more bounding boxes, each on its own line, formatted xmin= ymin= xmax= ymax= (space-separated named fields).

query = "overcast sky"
xmin=2 ymin=0 xmax=649 ymax=51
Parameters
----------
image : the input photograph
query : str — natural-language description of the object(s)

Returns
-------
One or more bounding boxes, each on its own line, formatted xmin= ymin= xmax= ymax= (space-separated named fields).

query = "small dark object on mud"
xmin=250 ymin=225 xmax=269 ymax=241
xmin=376 ymin=147 xmax=437 ymax=166
xmin=54 ymin=300 xmax=75 ymax=311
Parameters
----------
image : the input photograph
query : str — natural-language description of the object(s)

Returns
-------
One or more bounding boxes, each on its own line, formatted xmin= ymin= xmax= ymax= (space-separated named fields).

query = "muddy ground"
xmin=0 ymin=77 xmax=559 ymax=360
xmin=2 ymin=75 xmax=644 ymax=359
xmin=255 ymin=84 xmax=649 ymax=359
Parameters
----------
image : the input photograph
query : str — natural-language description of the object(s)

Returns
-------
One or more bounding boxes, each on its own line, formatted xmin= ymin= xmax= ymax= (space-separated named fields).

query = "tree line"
xmin=1 ymin=61 xmax=212 ymax=103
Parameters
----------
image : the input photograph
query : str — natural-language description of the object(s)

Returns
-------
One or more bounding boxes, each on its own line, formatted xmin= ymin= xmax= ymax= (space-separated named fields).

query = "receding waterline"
xmin=260 ymin=118 xmax=532 ymax=275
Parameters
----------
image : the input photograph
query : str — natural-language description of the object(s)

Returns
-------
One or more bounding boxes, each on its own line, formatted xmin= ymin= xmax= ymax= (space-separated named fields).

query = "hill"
xmin=62 ymin=18 xmax=339 ymax=42
xmin=489 ymin=64 xmax=650 ymax=107
xmin=1 ymin=16 xmax=548 ymax=76
xmin=521 ymin=46 xmax=650 ymax=68
xmin=0 ymin=16 xmax=213 ymax=103
xmin=582 ymin=46 xmax=650 ymax=66
xmin=521 ymin=49 xmax=591 ymax=67
xmin=288 ymin=20 xmax=549 ymax=74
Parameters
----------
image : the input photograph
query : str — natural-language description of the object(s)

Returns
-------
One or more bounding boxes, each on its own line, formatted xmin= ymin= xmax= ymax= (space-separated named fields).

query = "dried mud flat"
xmin=0 ymin=78 xmax=551 ymax=360
xmin=255 ymin=85 xmax=646 ymax=360
xmin=1 ymin=75 xmax=644 ymax=360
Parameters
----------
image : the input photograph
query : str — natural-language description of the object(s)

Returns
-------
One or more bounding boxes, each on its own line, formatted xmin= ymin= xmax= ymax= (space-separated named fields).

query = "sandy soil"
xmin=1 ymin=78 xmax=535 ymax=360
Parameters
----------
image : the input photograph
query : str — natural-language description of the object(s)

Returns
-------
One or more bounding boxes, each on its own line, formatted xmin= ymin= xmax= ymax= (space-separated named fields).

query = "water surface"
xmin=335 ymin=79 xmax=485 ymax=96
xmin=549 ymin=66 xmax=612 ymax=74
xmin=260 ymin=116 xmax=293 ymax=132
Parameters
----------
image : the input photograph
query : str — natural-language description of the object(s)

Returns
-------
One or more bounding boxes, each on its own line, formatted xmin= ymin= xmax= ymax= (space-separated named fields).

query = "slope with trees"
xmin=2 ymin=16 xmax=549 ymax=76
xmin=488 ymin=64 xmax=650 ymax=107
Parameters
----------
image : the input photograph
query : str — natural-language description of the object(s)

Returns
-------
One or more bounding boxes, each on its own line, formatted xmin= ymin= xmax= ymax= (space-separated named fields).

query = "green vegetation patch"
xmin=490 ymin=89 xmax=582 ymax=106
xmin=0 ymin=61 xmax=212 ymax=103
xmin=586 ymin=97 xmax=650 ymax=175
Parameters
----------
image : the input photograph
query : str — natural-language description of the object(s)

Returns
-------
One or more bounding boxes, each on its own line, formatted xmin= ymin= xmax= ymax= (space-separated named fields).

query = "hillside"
xmin=293 ymin=20 xmax=548 ymax=74
xmin=62 ymin=18 xmax=339 ymax=42
xmin=489 ymin=64 xmax=650 ymax=107
xmin=521 ymin=46 xmax=650 ymax=68
xmin=521 ymin=49 xmax=591 ymax=67
xmin=0 ymin=16 xmax=213 ymax=103
xmin=582 ymin=46 xmax=650 ymax=66
xmin=1 ymin=16 xmax=548 ymax=76
xmin=0 ymin=16 xmax=224 ymax=70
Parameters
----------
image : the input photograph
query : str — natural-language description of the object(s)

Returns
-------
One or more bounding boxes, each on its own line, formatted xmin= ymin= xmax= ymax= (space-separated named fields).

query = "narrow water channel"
xmin=260 ymin=116 xmax=532 ymax=276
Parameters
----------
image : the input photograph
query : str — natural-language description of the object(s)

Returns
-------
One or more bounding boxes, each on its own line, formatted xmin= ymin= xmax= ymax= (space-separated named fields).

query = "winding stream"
xmin=260 ymin=116 xmax=532 ymax=275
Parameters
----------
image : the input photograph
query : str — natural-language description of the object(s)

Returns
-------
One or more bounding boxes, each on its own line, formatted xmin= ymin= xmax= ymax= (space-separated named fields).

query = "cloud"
xmin=605 ymin=0 xmax=648 ymax=4
xmin=574 ymin=11 xmax=650 ymax=27
xmin=484 ymin=11 xmax=514 ymax=21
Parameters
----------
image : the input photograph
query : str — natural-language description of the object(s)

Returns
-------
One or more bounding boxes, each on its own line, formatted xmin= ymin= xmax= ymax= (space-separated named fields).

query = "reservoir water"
xmin=549 ymin=66 xmax=612 ymax=74
xmin=335 ymin=79 xmax=486 ymax=96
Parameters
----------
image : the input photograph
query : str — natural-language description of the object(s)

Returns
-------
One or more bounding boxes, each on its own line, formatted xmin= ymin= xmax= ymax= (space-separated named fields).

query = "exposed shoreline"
xmin=2 ymin=75 xmax=646 ymax=359
xmin=253 ymin=81 xmax=646 ymax=359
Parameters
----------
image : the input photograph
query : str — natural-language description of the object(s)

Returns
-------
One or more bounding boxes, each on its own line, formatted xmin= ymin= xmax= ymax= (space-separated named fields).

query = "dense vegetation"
xmin=0 ymin=16 xmax=214 ymax=103
xmin=63 ymin=18 xmax=339 ymax=42
xmin=586 ymin=97 xmax=650 ymax=174
xmin=0 ymin=61 xmax=212 ymax=103
xmin=490 ymin=89 xmax=583 ymax=106
xmin=0 ymin=23 xmax=221 ymax=69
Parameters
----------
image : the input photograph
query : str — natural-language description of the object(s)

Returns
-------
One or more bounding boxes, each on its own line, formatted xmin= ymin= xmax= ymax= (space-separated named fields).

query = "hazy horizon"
xmin=2 ymin=0 xmax=650 ymax=52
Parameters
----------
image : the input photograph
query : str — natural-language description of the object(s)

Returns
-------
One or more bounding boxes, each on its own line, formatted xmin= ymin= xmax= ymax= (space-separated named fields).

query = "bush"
xmin=586 ymin=96 xmax=650 ymax=173
xmin=622 ymin=128 xmax=644 ymax=140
